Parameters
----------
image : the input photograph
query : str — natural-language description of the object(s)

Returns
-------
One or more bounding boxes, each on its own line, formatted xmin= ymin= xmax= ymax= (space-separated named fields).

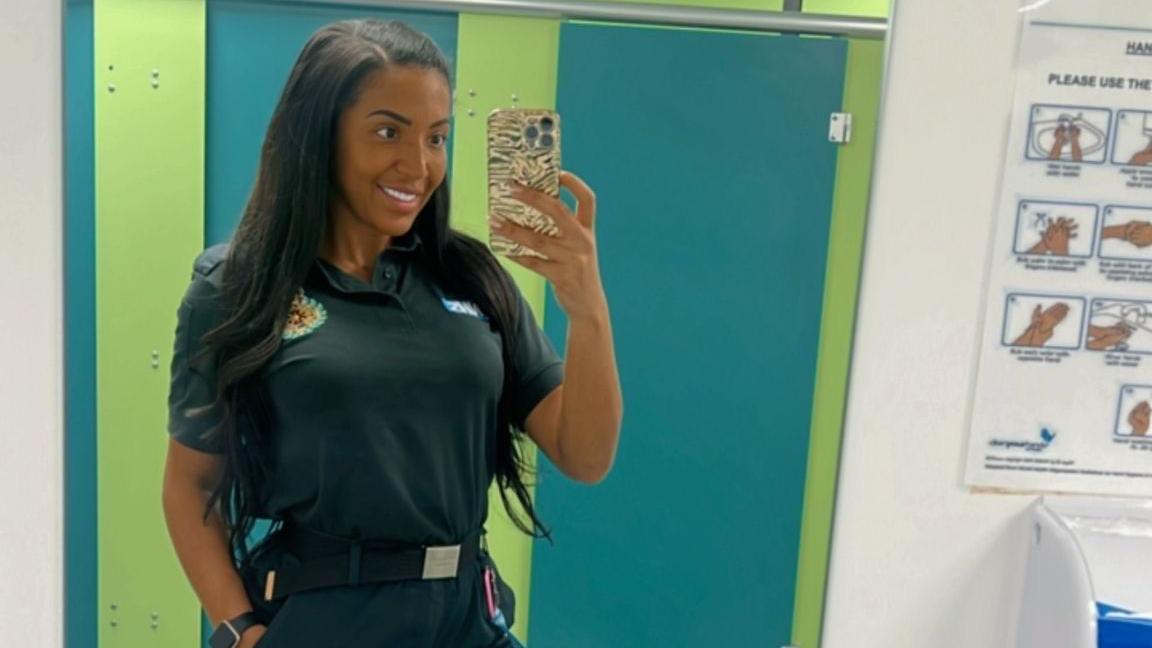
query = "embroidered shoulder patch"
xmin=283 ymin=289 xmax=328 ymax=340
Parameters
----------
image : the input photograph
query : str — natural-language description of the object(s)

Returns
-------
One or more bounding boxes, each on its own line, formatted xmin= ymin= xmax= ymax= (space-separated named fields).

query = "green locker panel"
xmin=805 ymin=0 xmax=890 ymax=18
xmin=95 ymin=0 xmax=206 ymax=645
xmin=791 ymin=39 xmax=884 ymax=648
xmin=449 ymin=13 xmax=561 ymax=640
xmin=530 ymin=23 xmax=847 ymax=646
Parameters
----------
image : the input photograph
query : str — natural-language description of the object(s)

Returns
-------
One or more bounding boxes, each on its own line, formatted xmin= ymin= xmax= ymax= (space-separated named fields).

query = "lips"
xmin=376 ymin=183 xmax=423 ymax=213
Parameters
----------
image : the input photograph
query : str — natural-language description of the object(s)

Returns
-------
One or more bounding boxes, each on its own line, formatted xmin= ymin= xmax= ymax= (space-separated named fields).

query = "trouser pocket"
xmin=237 ymin=531 xmax=298 ymax=625
xmin=477 ymin=550 xmax=517 ymax=632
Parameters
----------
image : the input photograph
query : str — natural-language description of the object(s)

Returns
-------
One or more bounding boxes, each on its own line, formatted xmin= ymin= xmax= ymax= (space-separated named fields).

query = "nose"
xmin=394 ymin=138 xmax=428 ymax=180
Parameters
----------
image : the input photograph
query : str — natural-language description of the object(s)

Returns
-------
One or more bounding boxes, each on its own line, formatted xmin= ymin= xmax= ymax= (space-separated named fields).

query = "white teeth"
xmin=382 ymin=186 xmax=417 ymax=202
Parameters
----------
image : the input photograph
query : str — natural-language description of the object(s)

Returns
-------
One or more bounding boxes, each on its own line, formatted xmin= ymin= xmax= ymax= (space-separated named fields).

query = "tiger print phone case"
xmin=487 ymin=108 xmax=562 ymax=258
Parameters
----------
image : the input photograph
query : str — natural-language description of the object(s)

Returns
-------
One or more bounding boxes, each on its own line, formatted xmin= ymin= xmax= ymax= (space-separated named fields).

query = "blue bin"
xmin=1098 ymin=603 xmax=1152 ymax=648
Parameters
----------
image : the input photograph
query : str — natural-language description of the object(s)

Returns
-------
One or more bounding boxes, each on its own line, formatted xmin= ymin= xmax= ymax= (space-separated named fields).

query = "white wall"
xmin=822 ymin=1 xmax=1037 ymax=646
xmin=0 ymin=0 xmax=64 ymax=646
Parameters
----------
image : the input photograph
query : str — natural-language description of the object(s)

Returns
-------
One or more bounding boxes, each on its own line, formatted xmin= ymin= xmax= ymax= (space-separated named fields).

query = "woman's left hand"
xmin=490 ymin=171 xmax=608 ymax=322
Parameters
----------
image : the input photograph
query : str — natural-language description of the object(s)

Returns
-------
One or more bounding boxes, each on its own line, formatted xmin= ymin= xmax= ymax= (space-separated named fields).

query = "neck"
xmin=319 ymin=209 xmax=392 ymax=282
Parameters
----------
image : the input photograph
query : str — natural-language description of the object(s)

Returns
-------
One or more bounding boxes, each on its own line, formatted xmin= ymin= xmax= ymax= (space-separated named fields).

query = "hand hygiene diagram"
xmin=1026 ymin=105 xmax=1111 ymax=163
xmin=1098 ymin=205 xmax=1152 ymax=260
xmin=1111 ymin=110 xmax=1152 ymax=166
xmin=968 ymin=4 xmax=1152 ymax=497
xmin=1014 ymin=201 xmax=1097 ymax=257
xmin=1003 ymin=295 xmax=1085 ymax=349
xmin=1025 ymin=105 xmax=1152 ymax=167
xmin=1115 ymin=385 xmax=1152 ymax=437
xmin=1015 ymin=202 xmax=1152 ymax=260
xmin=1087 ymin=300 xmax=1152 ymax=353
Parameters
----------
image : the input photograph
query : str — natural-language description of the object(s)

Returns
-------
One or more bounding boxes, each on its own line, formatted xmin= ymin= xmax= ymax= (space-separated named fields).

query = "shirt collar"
xmin=310 ymin=230 xmax=423 ymax=294
xmin=388 ymin=229 xmax=423 ymax=253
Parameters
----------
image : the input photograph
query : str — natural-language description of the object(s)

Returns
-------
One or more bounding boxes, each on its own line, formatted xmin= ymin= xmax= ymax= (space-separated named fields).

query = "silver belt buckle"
xmin=422 ymin=544 xmax=462 ymax=580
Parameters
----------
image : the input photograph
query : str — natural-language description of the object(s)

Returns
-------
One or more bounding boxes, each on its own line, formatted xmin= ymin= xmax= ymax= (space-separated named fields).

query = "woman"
xmin=161 ymin=19 xmax=622 ymax=648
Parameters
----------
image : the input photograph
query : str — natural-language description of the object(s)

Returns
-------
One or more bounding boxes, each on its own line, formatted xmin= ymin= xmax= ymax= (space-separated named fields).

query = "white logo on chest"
xmin=441 ymin=298 xmax=485 ymax=320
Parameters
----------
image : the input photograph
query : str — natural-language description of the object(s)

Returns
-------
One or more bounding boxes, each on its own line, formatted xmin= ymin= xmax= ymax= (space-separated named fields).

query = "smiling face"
xmin=328 ymin=64 xmax=452 ymax=246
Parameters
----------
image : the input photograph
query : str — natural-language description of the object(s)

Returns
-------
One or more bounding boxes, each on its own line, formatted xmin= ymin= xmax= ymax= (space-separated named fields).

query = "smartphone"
xmin=487 ymin=108 xmax=562 ymax=258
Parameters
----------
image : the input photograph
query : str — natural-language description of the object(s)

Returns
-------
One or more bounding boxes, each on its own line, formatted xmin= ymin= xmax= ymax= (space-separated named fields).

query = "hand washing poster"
xmin=966 ymin=0 xmax=1152 ymax=496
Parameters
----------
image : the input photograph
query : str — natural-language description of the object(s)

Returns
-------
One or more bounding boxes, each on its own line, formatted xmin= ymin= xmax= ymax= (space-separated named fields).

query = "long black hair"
xmin=199 ymin=19 xmax=550 ymax=563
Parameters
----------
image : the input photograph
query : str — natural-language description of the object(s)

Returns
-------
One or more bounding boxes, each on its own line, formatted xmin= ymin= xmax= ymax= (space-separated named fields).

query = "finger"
xmin=491 ymin=218 xmax=563 ymax=258
xmin=559 ymin=171 xmax=597 ymax=229
xmin=507 ymin=182 xmax=578 ymax=236
xmin=503 ymin=250 xmax=554 ymax=277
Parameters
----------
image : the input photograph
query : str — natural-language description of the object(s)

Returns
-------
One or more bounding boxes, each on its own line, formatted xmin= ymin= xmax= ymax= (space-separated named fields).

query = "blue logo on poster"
xmin=989 ymin=427 xmax=1056 ymax=453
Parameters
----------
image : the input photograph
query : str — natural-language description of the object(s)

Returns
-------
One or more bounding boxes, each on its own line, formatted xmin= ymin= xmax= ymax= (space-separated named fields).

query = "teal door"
xmin=530 ymin=23 xmax=847 ymax=646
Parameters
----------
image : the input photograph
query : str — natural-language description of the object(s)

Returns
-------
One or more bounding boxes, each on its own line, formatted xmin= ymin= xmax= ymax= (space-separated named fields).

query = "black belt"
xmin=263 ymin=526 xmax=483 ymax=601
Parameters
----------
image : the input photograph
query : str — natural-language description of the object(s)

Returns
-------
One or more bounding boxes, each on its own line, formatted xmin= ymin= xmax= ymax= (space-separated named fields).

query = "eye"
xmin=430 ymin=133 xmax=448 ymax=148
xmin=375 ymin=126 xmax=399 ymax=140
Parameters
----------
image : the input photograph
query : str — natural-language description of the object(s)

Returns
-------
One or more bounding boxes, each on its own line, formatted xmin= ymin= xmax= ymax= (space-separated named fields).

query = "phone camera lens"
xmin=525 ymin=125 xmax=540 ymax=140
xmin=539 ymin=117 xmax=555 ymax=131
xmin=539 ymin=134 xmax=554 ymax=148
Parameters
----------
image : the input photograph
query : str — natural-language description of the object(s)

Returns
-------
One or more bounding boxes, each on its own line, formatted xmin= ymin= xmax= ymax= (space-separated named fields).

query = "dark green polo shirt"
xmin=167 ymin=232 xmax=563 ymax=546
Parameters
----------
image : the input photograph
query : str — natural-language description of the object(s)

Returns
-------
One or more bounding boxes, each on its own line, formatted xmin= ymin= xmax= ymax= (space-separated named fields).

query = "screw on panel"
xmin=511 ymin=93 xmax=519 ymax=103
xmin=467 ymin=109 xmax=475 ymax=117
xmin=151 ymin=351 xmax=160 ymax=369
xmin=107 ymin=84 xmax=116 ymax=93
xmin=468 ymin=89 xmax=476 ymax=97
xmin=110 ymin=621 xmax=118 ymax=627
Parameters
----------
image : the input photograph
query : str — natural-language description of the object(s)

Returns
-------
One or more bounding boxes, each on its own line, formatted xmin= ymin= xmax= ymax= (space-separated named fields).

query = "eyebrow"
xmin=367 ymin=109 xmax=451 ymax=128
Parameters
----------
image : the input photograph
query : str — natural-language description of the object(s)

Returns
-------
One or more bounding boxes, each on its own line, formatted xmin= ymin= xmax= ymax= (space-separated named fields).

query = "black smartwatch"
xmin=208 ymin=611 xmax=260 ymax=648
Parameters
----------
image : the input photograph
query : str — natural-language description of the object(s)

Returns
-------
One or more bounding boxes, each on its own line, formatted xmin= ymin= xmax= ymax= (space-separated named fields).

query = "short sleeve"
xmin=167 ymin=245 xmax=230 ymax=453
xmin=506 ymin=283 xmax=565 ymax=429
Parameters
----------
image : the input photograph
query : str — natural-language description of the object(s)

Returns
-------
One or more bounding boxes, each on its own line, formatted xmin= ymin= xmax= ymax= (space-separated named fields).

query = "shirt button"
xmin=383 ymin=269 xmax=394 ymax=279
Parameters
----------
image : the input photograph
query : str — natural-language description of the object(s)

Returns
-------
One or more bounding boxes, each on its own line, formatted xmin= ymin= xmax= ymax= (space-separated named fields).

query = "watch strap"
xmin=208 ymin=611 xmax=260 ymax=648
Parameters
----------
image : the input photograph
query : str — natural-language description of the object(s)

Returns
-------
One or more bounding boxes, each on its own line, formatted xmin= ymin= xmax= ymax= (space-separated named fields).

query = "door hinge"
xmin=828 ymin=112 xmax=853 ymax=144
